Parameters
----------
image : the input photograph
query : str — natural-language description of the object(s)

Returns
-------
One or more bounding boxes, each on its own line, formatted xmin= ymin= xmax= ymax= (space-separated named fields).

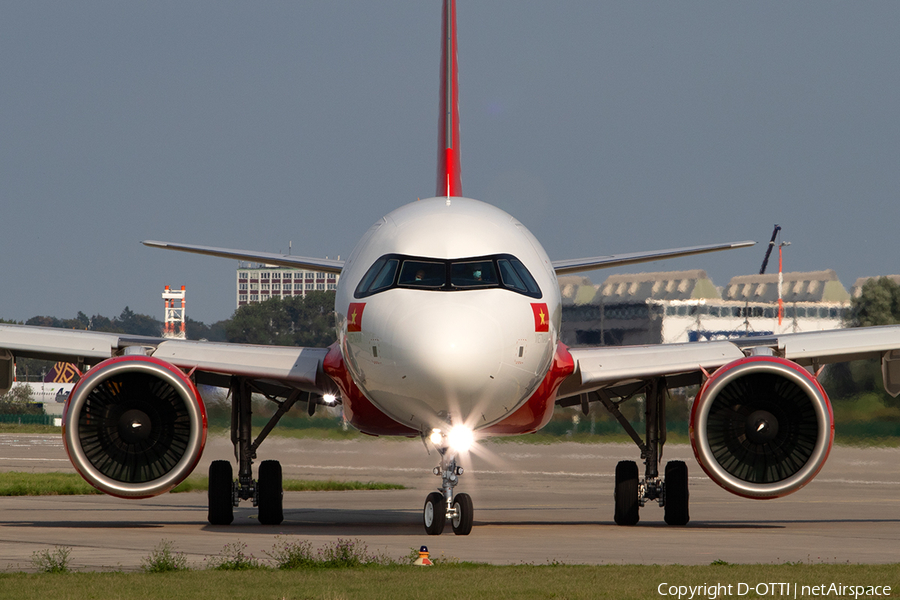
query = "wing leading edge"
xmin=142 ymin=240 xmax=344 ymax=274
xmin=552 ymin=240 xmax=755 ymax=275
xmin=0 ymin=323 xmax=331 ymax=396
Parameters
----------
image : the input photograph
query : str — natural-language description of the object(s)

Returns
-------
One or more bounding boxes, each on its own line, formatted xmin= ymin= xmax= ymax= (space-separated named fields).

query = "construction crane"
xmin=758 ymin=225 xmax=790 ymax=325
xmin=759 ymin=225 xmax=781 ymax=275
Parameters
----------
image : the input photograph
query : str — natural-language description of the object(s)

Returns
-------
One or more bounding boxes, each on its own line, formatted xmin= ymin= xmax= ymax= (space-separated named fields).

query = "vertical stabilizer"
xmin=436 ymin=0 xmax=461 ymax=197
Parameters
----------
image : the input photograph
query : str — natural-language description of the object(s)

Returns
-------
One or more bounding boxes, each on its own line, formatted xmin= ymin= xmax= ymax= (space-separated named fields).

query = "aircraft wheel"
xmin=451 ymin=492 xmax=474 ymax=535
xmin=208 ymin=460 xmax=234 ymax=525
xmin=614 ymin=460 xmax=640 ymax=526
xmin=258 ymin=460 xmax=284 ymax=525
xmin=664 ymin=460 xmax=690 ymax=526
xmin=423 ymin=491 xmax=446 ymax=535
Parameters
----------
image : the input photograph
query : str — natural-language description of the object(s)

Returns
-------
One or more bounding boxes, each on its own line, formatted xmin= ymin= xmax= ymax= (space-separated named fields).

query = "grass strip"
xmin=0 ymin=424 xmax=61 ymax=434
xmin=1 ymin=422 xmax=897 ymax=446
xmin=0 ymin=472 xmax=404 ymax=496
xmin=207 ymin=425 xmax=362 ymax=441
xmin=0 ymin=472 xmax=101 ymax=496
xmin=1 ymin=564 xmax=898 ymax=600
xmin=170 ymin=476 xmax=404 ymax=493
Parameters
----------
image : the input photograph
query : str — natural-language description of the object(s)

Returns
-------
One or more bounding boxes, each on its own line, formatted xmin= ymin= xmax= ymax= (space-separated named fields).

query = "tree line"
xmin=2 ymin=292 xmax=337 ymax=382
xmin=824 ymin=277 xmax=900 ymax=410
xmin=4 ymin=281 xmax=900 ymax=409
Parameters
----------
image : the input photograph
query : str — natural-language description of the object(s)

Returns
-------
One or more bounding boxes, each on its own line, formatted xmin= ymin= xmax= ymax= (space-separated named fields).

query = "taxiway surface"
xmin=1 ymin=433 xmax=898 ymax=570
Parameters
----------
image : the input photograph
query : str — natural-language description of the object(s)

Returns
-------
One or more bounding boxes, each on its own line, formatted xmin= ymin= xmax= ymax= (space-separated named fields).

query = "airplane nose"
xmin=389 ymin=299 xmax=504 ymax=422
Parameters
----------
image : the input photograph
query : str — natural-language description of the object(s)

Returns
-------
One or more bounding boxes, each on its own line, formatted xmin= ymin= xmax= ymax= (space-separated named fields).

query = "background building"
xmin=237 ymin=264 xmax=339 ymax=308
xmin=561 ymin=270 xmax=851 ymax=347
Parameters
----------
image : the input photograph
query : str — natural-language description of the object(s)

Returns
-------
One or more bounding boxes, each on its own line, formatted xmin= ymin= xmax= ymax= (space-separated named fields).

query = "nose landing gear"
xmin=422 ymin=448 xmax=473 ymax=535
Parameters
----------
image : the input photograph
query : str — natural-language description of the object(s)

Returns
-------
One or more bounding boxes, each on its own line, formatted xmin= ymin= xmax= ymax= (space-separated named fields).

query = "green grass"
xmin=0 ymin=564 xmax=897 ymax=600
xmin=213 ymin=425 xmax=367 ymax=441
xmin=486 ymin=431 xmax=692 ymax=445
xmin=0 ymin=472 xmax=404 ymax=496
xmin=169 ymin=476 xmax=404 ymax=493
xmin=1 ymin=421 xmax=898 ymax=447
xmin=0 ymin=472 xmax=102 ymax=496
xmin=280 ymin=479 xmax=404 ymax=491
xmin=0 ymin=423 xmax=60 ymax=434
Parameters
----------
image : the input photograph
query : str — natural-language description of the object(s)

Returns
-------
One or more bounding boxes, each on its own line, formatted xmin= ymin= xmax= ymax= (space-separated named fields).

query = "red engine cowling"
xmin=690 ymin=355 xmax=833 ymax=499
xmin=63 ymin=355 xmax=207 ymax=499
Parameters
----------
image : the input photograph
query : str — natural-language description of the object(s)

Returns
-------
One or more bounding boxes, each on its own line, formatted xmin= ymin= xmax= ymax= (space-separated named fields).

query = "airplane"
xmin=2 ymin=0 xmax=900 ymax=535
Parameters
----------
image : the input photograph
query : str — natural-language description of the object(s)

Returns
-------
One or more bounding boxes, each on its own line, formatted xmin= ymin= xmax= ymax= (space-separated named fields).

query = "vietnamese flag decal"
xmin=531 ymin=303 xmax=549 ymax=332
xmin=347 ymin=303 xmax=365 ymax=332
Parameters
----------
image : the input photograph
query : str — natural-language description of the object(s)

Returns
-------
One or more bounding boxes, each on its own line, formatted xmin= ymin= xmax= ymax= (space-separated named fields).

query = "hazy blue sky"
xmin=2 ymin=2 xmax=898 ymax=325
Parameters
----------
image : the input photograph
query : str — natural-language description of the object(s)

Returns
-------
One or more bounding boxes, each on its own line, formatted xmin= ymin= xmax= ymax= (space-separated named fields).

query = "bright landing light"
xmin=322 ymin=393 xmax=338 ymax=405
xmin=429 ymin=428 xmax=443 ymax=446
xmin=447 ymin=425 xmax=474 ymax=453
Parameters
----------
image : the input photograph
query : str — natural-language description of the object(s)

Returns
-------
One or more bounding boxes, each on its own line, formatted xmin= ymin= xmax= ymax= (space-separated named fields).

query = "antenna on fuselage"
xmin=436 ymin=0 xmax=461 ymax=198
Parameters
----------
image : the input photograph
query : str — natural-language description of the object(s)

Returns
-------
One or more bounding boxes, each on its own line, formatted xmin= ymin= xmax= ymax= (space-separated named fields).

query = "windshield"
xmin=398 ymin=260 xmax=445 ymax=288
xmin=355 ymin=254 xmax=542 ymax=299
xmin=450 ymin=260 xmax=498 ymax=288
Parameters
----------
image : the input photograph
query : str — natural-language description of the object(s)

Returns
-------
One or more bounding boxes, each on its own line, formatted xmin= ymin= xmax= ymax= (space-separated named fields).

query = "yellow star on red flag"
xmin=531 ymin=303 xmax=549 ymax=332
xmin=347 ymin=303 xmax=365 ymax=332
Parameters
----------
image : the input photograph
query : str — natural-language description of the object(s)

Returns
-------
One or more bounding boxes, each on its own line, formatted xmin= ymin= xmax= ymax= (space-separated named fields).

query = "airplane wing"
xmin=554 ymin=323 xmax=900 ymax=512
xmin=551 ymin=241 xmax=756 ymax=275
xmin=558 ymin=325 xmax=900 ymax=400
xmin=0 ymin=322 xmax=339 ymax=503
xmin=0 ymin=323 xmax=332 ymax=397
xmin=142 ymin=240 xmax=344 ymax=274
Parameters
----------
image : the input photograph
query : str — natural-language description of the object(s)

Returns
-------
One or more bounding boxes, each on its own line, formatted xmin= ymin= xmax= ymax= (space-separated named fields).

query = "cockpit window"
xmin=498 ymin=258 xmax=541 ymax=295
xmin=355 ymin=253 xmax=542 ymax=299
xmin=450 ymin=260 xmax=498 ymax=288
xmin=398 ymin=260 xmax=445 ymax=288
xmin=355 ymin=257 xmax=398 ymax=296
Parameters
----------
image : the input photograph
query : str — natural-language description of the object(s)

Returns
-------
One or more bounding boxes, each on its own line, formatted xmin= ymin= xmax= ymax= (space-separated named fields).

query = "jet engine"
xmin=63 ymin=355 xmax=207 ymax=498
xmin=690 ymin=355 xmax=833 ymax=499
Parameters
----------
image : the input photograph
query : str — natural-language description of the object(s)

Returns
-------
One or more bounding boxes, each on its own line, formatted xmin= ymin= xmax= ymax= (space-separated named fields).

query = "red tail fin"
xmin=436 ymin=0 xmax=461 ymax=197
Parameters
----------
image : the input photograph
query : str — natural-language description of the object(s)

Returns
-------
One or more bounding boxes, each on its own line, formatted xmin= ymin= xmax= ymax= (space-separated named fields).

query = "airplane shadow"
xmin=4 ymin=509 xmax=898 ymax=534
xmin=1 ymin=521 xmax=166 ymax=529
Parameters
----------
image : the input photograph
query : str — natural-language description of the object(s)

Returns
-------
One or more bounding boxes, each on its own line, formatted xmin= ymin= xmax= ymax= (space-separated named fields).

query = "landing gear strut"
xmin=422 ymin=446 xmax=473 ymax=535
xmin=206 ymin=377 xmax=308 ymax=526
xmin=588 ymin=376 xmax=690 ymax=526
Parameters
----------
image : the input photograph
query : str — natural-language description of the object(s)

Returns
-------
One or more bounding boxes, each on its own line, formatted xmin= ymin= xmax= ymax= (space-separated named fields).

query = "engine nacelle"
xmin=63 ymin=355 xmax=207 ymax=499
xmin=690 ymin=356 xmax=833 ymax=499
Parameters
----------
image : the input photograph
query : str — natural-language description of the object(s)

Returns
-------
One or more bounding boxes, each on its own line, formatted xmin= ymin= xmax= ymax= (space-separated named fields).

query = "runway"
xmin=1 ymin=433 xmax=898 ymax=570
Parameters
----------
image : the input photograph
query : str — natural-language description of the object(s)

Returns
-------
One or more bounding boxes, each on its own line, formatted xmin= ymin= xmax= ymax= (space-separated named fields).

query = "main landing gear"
xmin=207 ymin=377 xmax=313 ymax=526
xmin=423 ymin=447 xmax=473 ymax=535
xmin=582 ymin=377 xmax=690 ymax=526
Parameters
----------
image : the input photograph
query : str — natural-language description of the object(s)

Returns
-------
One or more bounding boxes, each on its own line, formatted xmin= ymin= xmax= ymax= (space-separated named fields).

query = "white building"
xmin=561 ymin=270 xmax=851 ymax=347
xmin=236 ymin=264 xmax=339 ymax=308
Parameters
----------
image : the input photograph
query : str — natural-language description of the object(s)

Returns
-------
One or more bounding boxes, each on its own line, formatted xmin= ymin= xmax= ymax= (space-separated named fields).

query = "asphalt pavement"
xmin=1 ymin=433 xmax=898 ymax=570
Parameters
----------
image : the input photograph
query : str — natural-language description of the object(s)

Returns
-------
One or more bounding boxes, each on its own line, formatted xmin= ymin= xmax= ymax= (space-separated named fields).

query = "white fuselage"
xmin=334 ymin=197 xmax=562 ymax=434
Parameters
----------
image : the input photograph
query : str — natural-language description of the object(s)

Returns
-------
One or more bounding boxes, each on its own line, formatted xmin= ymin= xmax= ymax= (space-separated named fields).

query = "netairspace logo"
xmin=657 ymin=582 xmax=893 ymax=600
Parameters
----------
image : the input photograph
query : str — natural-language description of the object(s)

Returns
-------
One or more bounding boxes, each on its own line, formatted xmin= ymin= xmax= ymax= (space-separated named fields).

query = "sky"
xmin=2 ymin=2 xmax=898 ymax=325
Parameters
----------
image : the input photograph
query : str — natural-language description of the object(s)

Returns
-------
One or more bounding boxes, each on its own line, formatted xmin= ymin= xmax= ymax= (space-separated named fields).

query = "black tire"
xmin=258 ymin=460 xmax=284 ymax=525
xmin=614 ymin=460 xmax=640 ymax=526
xmin=451 ymin=492 xmax=474 ymax=536
xmin=664 ymin=460 xmax=690 ymax=526
xmin=208 ymin=460 xmax=234 ymax=525
xmin=423 ymin=491 xmax=446 ymax=535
